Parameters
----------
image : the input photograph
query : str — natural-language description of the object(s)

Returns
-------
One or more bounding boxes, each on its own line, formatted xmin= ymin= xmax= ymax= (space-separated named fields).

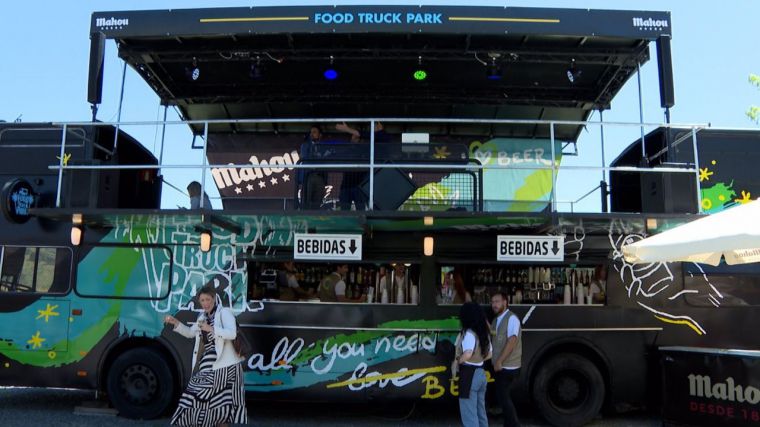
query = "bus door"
xmin=0 ymin=245 xmax=72 ymax=356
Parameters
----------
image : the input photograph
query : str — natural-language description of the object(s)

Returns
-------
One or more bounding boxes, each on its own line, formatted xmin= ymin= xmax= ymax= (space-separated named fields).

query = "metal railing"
xmin=46 ymin=117 xmax=710 ymax=213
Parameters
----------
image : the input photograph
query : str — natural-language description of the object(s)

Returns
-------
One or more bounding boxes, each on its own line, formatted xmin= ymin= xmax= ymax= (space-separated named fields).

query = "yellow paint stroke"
xmin=36 ymin=304 xmax=60 ymax=322
xmin=735 ymin=190 xmax=752 ymax=204
xmin=326 ymin=366 xmax=446 ymax=389
xmin=200 ymin=17 xmax=309 ymax=23
xmin=654 ymin=315 xmax=704 ymax=336
xmin=449 ymin=17 xmax=559 ymax=23
xmin=699 ymin=167 xmax=713 ymax=182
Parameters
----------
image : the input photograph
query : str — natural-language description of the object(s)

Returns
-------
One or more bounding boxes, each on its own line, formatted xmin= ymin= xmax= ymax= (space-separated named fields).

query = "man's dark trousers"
xmin=495 ymin=368 xmax=521 ymax=427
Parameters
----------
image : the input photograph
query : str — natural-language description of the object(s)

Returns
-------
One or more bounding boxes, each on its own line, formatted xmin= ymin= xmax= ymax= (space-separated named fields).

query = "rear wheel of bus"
xmin=106 ymin=347 xmax=177 ymax=419
xmin=531 ymin=352 xmax=605 ymax=427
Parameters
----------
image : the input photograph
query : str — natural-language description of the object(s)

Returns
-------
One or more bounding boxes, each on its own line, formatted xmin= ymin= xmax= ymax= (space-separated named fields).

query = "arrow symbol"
xmin=348 ymin=239 xmax=357 ymax=254
xmin=551 ymin=240 xmax=560 ymax=255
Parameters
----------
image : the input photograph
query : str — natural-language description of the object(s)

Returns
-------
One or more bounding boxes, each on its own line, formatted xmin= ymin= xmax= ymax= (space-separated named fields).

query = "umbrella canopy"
xmin=623 ymin=200 xmax=760 ymax=266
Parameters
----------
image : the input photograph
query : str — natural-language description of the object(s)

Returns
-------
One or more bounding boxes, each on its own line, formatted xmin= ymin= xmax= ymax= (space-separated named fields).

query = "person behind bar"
xmin=317 ymin=263 xmax=364 ymax=303
xmin=453 ymin=302 xmax=492 ymax=427
xmin=164 ymin=286 xmax=248 ymax=426
xmin=334 ymin=121 xmax=389 ymax=210
xmin=490 ymin=291 xmax=522 ymax=427
xmin=277 ymin=261 xmax=310 ymax=301
xmin=187 ymin=181 xmax=212 ymax=209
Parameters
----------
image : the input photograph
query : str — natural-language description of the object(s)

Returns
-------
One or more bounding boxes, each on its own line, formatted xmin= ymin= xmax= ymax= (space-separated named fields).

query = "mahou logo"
xmin=688 ymin=374 xmax=760 ymax=404
xmin=632 ymin=17 xmax=668 ymax=31
xmin=95 ymin=17 xmax=129 ymax=29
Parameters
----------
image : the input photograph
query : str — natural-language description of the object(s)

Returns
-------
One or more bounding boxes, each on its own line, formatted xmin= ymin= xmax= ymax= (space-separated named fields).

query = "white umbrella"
xmin=622 ymin=199 xmax=760 ymax=266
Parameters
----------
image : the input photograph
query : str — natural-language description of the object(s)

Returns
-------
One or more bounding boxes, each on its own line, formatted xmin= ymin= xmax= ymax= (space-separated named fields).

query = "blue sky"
xmin=1 ymin=1 xmax=758 ymax=211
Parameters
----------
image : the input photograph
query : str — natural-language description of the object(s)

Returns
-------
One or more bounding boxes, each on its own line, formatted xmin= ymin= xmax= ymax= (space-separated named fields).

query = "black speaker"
xmin=656 ymin=36 xmax=675 ymax=109
xmin=359 ymin=168 xmax=417 ymax=211
xmin=87 ymin=32 xmax=105 ymax=105
xmin=640 ymin=169 xmax=697 ymax=214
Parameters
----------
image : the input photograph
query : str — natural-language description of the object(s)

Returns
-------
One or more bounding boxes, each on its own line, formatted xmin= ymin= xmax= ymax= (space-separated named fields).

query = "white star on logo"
xmin=282 ymin=175 xmax=290 ymax=182
xmin=270 ymin=177 xmax=278 ymax=186
xmin=234 ymin=187 xmax=242 ymax=194
xmin=258 ymin=181 xmax=266 ymax=188
xmin=246 ymin=184 xmax=254 ymax=192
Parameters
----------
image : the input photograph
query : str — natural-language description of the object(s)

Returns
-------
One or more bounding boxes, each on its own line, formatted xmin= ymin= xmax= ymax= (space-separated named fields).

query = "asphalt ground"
xmin=0 ymin=387 xmax=660 ymax=426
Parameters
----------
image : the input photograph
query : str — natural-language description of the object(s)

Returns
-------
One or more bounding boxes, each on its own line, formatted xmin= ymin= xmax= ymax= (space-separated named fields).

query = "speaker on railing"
xmin=87 ymin=32 xmax=105 ymax=106
xmin=656 ymin=36 xmax=675 ymax=109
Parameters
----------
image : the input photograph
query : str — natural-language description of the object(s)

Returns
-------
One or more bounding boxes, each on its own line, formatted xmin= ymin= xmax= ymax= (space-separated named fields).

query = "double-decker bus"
xmin=1 ymin=5 xmax=759 ymax=427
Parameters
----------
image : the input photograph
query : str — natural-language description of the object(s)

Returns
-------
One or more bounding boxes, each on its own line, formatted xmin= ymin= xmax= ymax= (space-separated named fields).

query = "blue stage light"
xmin=324 ymin=69 xmax=338 ymax=80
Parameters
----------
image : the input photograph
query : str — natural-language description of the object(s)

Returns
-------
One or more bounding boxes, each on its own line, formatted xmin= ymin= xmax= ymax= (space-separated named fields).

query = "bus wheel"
xmin=106 ymin=348 xmax=176 ymax=419
xmin=531 ymin=353 xmax=605 ymax=427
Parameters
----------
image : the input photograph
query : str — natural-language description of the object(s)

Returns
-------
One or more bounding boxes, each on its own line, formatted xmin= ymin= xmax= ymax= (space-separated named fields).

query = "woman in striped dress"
xmin=164 ymin=286 xmax=248 ymax=426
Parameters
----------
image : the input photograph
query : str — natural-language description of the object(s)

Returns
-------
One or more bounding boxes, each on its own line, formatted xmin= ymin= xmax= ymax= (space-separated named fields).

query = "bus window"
xmin=0 ymin=246 xmax=71 ymax=294
xmin=76 ymin=246 xmax=172 ymax=299
xmin=684 ymin=263 xmax=760 ymax=307
xmin=438 ymin=263 xmax=605 ymax=305
xmin=246 ymin=261 xmax=420 ymax=304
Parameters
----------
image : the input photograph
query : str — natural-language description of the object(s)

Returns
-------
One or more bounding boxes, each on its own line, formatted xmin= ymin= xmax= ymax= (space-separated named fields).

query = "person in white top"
xmin=490 ymin=291 xmax=522 ymax=427
xmin=454 ymin=302 xmax=492 ymax=427
xmin=164 ymin=285 xmax=247 ymax=425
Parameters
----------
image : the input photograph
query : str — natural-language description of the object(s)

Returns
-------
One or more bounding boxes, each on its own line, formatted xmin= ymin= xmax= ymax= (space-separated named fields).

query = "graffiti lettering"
xmin=422 ymin=375 xmax=445 ymax=399
xmin=310 ymin=340 xmax=365 ymax=375
xmin=248 ymin=337 xmax=304 ymax=371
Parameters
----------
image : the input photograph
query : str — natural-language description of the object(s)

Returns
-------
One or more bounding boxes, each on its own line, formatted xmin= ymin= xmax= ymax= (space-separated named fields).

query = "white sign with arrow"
xmin=497 ymin=235 xmax=564 ymax=262
xmin=294 ymin=233 xmax=363 ymax=261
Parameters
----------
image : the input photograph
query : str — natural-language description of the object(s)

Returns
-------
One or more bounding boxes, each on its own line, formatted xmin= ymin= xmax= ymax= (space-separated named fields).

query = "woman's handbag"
xmin=232 ymin=317 xmax=252 ymax=359
xmin=219 ymin=309 xmax=252 ymax=359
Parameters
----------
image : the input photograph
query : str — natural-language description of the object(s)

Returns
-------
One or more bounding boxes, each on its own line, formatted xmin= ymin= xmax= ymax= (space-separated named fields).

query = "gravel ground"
xmin=0 ymin=387 xmax=660 ymax=426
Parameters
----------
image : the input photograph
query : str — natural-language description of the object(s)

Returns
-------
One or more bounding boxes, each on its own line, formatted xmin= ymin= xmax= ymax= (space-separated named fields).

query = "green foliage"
xmin=749 ymin=73 xmax=760 ymax=123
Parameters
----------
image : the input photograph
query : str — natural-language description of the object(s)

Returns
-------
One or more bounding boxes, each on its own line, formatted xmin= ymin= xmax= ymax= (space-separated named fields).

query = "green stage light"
xmin=413 ymin=70 xmax=427 ymax=81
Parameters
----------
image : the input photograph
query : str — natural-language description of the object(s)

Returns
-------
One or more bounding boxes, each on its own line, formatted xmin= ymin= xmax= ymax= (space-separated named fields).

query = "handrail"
xmin=42 ymin=116 xmax=711 ymax=214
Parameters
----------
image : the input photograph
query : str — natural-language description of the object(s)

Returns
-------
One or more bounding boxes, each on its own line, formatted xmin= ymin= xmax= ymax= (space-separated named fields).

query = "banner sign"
xmin=294 ymin=233 xmax=362 ymax=261
xmin=497 ymin=235 xmax=564 ymax=262
xmin=92 ymin=6 xmax=670 ymax=40
xmin=661 ymin=348 xmax=760 ymax=426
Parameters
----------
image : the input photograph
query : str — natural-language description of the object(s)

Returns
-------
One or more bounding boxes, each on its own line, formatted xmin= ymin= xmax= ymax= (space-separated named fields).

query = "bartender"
xmin=378 ymin=263 xmax=414 ymax=304
xmin=277 ymin=261 xmax=311 ymax=301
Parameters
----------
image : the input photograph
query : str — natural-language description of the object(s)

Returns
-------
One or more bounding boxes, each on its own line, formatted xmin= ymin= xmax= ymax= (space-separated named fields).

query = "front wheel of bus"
xmin=107 ymin=348 xmax=176 ymax=419
xmin=532 ymin=353 xmax=605 ymax=427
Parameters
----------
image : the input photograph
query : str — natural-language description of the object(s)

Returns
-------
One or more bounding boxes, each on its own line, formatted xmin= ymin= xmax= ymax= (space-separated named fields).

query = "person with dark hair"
xmin=453 ymin=269 xmax=472 ymax=304
xmin=164 ymin=286 xmax=248 ymax=426
xmin=187 ymin=181 xmax=212 ymax=209
xmin=490 ymin=291 xmax=522 ymax=427
xmin=454 ymin=301 xmax=492 ymax=427
xmin=334 ymin=121 xmax=390 ymax=210
xmin=302 ymin=124 xmax=328 ymax=209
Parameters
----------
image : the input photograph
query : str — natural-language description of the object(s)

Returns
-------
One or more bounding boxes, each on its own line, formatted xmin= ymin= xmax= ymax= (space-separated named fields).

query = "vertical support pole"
xmin=600 ymin=110 xmax=609 ymax=213
xmin=55 ymin=124 xmax=68 ymax=208
xmin=637 ymin=62 xmax=647 ymax=165
xmin=369 ymin=119 xmax=375 ymax=211
xmin=158 ymin=105 xmax=169 ymax=168
xmin=691 ymin=127 xmax=702 ymax=213
xmin=549 ymin=122 xmax=557 ymax=212
xmin=113 ymin=60 xmax=127 ymax=155
xmin=201 ymin=122 xmax=209 ymax=209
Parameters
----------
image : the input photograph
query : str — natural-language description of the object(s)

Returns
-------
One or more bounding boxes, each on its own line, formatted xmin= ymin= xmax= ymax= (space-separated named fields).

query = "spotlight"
xmin=487 ymin=57 xmax=503 ymax=80
xmin=71 ymin=226 xmax=83 ymax=246
xmin=566 ymin=59 xmax=582 ymax=84
xmin=249 ymin=56 xmax=263 ymax=79
xmin=200 ymin=230 xmax=212 ymax=253
xmin=185 ymin=57 xmax=200 ymax=81
xmin=413 ymin=56 xmax=427 ymax=81
xmin=324 ymin=56 xmax=338 ymax=80
xmin=423 ymin=236 xmax=434 ymax=256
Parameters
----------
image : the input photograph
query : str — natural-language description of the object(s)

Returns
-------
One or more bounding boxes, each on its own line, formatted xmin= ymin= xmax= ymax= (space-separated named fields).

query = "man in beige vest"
xmin=490 ymin=291 xmax=522 ymax=427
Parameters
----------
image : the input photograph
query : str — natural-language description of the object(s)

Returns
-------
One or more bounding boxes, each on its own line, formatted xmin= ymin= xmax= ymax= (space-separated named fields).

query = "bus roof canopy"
xmin=91 ymin=5 xmax=671 ymax=139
